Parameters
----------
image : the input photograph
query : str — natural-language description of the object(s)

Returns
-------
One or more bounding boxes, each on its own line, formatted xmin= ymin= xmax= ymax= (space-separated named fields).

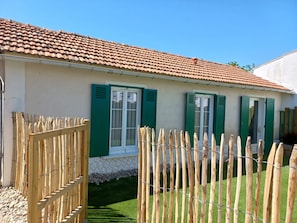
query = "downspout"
xmin=0 ymin=75 xmax=4 ymax=186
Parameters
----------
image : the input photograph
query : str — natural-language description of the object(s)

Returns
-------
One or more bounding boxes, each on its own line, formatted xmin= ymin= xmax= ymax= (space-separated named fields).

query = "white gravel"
xmin=0 ymin=187 xmax=27 ymax=223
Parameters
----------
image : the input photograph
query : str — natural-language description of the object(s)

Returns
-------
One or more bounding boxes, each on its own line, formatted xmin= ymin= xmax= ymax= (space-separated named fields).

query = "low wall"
xmin=88 ymin=155 xmax=138 ymax=184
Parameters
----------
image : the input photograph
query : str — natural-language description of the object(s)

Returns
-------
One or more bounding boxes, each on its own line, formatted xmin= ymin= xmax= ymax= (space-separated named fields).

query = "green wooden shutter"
xmin=240 ymin=96 xmax=250 ymax=150
xmin=185 ymin=92 xmax=195 ymax=145
xmin=265 ymin=98 xmax=275 ymax=153
xmin=213 ymin=95 xmax=226 ymax=145
xmin=141 ymin=89 xmax=157 ymax=129
xmin=90 ymin=84 xmax=110 ymax=157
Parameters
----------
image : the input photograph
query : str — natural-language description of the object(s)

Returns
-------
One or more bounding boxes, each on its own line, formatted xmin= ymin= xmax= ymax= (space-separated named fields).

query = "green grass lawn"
xmin=88 ymin=176 xmax=138 ymax=222
xmin=88 ymin=156 xmax=296 ymax=222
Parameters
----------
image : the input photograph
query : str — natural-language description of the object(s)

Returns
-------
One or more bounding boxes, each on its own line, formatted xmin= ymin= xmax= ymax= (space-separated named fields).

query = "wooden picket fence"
xmin=137 ymin=127 xmax=297 ymax=223
xmin=12 ymin=112 xmax=90 ymax=223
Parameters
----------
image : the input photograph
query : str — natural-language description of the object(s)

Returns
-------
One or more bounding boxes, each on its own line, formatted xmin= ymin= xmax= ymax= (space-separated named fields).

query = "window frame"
xmin=109 ymin=86 xmax=142 ymax=155
xmin=185 ymin=92 xmax=225 ymax=146
xmin=194 ymin=94 xmax=214 ymax=143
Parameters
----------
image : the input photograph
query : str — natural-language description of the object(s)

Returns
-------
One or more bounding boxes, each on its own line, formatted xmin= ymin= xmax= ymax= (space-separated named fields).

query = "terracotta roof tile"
xmin=0 ymin=18 xmax=289 ymax=92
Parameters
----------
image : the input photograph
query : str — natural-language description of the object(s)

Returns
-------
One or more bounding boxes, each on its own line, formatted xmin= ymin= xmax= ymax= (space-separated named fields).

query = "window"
xmin=194 ymin=94 xmax=214 ymax=142
xmin=240 ymin=96 xmax=274 ymax=153
xmin=248 ymin=98 xmax=265 ymax=144
xmin=185 ymin=93 xmax=226 ymax=145
xmin=90 ymin=84 xmax=157 ymax=157
xmin=110 ymin=88 xmax=141 ymax=155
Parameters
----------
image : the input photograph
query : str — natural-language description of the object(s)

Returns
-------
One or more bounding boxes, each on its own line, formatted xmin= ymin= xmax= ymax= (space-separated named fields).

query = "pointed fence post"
xmin=263 ymin=143 xmax=277 ymax=223
xmin=217 ymin=134 xmax=225 ymax=223
xmin=245 ymin=136 xmax=253 ymax=223
xmin=225 ymin=135 xmax=234 ymax=223
xmin=233 ymin=136 xmax=242 ymax=223
xmin=271 ymin=143 xmax=284 ymax=223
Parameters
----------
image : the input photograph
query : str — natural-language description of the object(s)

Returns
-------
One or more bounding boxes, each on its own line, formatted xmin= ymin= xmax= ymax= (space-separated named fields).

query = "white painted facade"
xmin=0 ymin=55 xmax=287 ymax=186
xmin=253 ymin=50 xmax=297 ymax=108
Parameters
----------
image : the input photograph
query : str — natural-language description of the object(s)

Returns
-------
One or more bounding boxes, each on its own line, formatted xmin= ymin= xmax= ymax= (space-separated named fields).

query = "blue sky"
xmin=1 ymin=0 xmax=297 ymax=66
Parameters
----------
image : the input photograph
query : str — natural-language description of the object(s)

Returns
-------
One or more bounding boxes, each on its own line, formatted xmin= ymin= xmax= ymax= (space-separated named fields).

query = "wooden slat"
xmin=225 ymin=135 xmax=234 ymax=223
xmin=38 ymin=176 xmax=84 ymax=210
xmin=253 ymin=140 xmax=263 ymax=223
xmin=155 ymin=129 xmax=162 ymax=223
xmin=27 ymin=137 xmax=39 ymax=223
xmin=262 ymin=143 xmax=277 ymax=223
xmin=81 ymin=119 xmax=89 ymax=222
xmin=200 ymin=133 xmax=208 ymax=223
xmin=185 ymin=131 xmax=194 ymax=223
xmin=60 ymin=205 xmax=83 ymax=223
xmin=245 ymin=137 xmax=253 ymax=223
xmin=285 ymin=145 xmax=297 ymax=223
xmin=174 ymin=130 xmax=180 ymax=223
xmin=208 ymin=134 xmax=217 ymax=223
xmin=193 ymin=133 xmax=200 ymax=223
xmin=180 ymin=131 xmax=187 ymax=223
xmin=151 ymin=129 xmax=156 ymax=223
xmin=141 ymin=127 xmax=146 ymax=223
xmin=168 ymin=130 xmax=175 ymax=223
xmin=161 ymin=129 xmax=167 ymax=223
xmin=137 ymin=128 xmax=143 ymax=223
xmin=271 ymin=143 xmax=284 ymax=223
xmin=233 ymin=136 xmax=242 ymax=223
xmin=30 ymin=124 xmax=88 ymax=141
xmin=146 ymin=128 xmax=151 ymax=223
xmin=217 ymin=134 xmax=225 ymax=223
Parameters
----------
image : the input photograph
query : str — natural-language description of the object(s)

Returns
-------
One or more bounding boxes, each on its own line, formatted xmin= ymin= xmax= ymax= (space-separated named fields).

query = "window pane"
xmin=111 ymin=90 xmax=123 ymax=147
xmin=249 ymin=100 xmax=258 ymax=144
xmin=203 ymin=111 xmax=209 ymax=127
xmin=112 ymin=110 xmax=122 ymax=128
xmin=194 ymin=97 xmax=201 ymax=126
xmin=111 ymin=129 xmax=122 ymax=147
xmin=127 ymin=92 xmax=137 ymax=109
xmin=203 ymin=97 xmax=210 ymax=135
xmin=127 ymin=110 xmax=136 ymax=127
xmin=194 ymin=97 xmax=201 ymax=140
xmin=112 ymin=91 xmax=123 ymax=109
xmin=126 ymin=128 xmax=136 ymax=145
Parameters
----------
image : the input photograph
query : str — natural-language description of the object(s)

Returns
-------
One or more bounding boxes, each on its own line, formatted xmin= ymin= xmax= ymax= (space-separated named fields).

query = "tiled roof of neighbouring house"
xmin=0 ymin=18 xmax=290 ymax=92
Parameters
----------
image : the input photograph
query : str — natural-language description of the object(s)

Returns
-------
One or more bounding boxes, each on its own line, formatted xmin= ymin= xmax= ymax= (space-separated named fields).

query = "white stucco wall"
xmin=3 ymin=60 xmax=25 ymax=186
xmin=1 ymin=58 xmax=285 ymax=185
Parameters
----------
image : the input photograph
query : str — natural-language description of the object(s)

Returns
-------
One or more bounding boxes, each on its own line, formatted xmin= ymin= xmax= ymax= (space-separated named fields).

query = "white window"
xmin=194 ymin=94 xmax=214 ymax=142
xmin=109 ymin=87 xmax=141 ymax=155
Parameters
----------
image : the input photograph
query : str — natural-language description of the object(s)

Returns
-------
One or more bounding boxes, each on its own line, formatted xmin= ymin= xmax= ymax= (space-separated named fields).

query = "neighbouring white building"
xmin=253 ymin=50 xmax=297 ymax=109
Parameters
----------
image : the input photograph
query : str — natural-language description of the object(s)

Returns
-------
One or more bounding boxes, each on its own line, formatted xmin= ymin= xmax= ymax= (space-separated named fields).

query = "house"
xmin=0 ymin=18 xmax=292 ymax=186
xmin=253 ymin=50 xmax=297 ymax=108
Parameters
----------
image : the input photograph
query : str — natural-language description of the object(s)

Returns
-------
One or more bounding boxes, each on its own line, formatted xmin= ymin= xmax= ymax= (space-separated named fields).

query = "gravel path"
xmin=0 ymin=171 xmax=138 ymax=222
xmin=0 ymin=187 xmax=27 ymax=223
